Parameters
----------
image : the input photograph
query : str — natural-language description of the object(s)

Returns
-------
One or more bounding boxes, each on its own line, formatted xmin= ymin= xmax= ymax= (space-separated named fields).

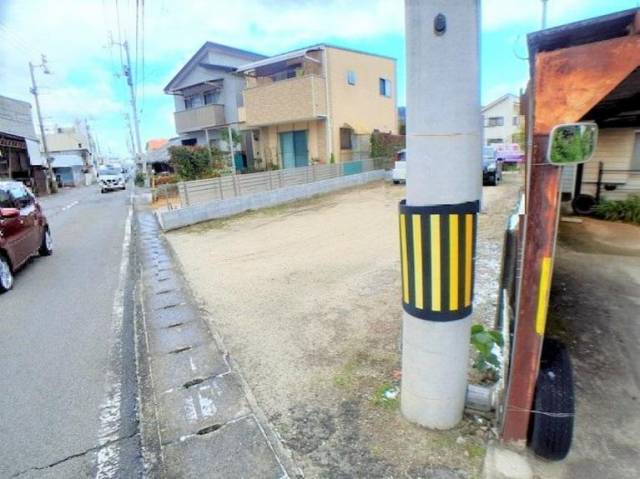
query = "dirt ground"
xmin=167 ymin=173 xmax=522 ymax=478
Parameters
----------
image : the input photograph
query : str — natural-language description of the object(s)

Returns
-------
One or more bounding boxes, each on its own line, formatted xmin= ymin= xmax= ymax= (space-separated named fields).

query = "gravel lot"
xmin=167 ymin=173 xmax=522 ymax=478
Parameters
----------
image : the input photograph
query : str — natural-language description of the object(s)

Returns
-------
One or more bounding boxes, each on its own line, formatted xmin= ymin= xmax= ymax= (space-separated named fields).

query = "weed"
xmin=470 ymin=324 xmax=503 ymax=378
xmin=370 ymin=382 xmax=399 ymax=410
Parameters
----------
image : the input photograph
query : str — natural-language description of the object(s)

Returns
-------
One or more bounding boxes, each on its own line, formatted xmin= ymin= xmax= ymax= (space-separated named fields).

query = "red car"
xmin=0 ymin=181 xmax=52 ymax=293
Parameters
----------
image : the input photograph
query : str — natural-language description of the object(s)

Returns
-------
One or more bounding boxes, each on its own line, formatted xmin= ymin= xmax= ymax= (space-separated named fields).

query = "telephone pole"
xmin=110 ymin=35 xmax=146 ymax=184
xmin=541 ymin=0 xmax=549 ymax=28
xmin=29 ymin=55 xmax=53 ymax=194
xmin=401 ymin=0 xmax=481 ymax=429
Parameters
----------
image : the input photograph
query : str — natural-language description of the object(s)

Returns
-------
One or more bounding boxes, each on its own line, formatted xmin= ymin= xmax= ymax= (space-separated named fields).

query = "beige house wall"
xmin=252 ymin=120 xmax=326 ymax=169
xmin=325 ymin=47 xmax=397 ymax=161
xmin=580 ymin=128 xmax=638 ymax=197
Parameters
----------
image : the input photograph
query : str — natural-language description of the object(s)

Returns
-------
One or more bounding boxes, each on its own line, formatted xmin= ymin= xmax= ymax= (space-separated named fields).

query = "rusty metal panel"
xmin=534 ymin=35 xmax=640 ymax=134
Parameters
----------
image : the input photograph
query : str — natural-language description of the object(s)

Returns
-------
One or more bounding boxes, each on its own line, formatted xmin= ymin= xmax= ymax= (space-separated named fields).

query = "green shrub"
xmin=169 ymin=145 xmax=220 ymax=181
xmin=134 ymin=171 xmax=145 ymax=187
xmin=594 ymin=195 xmax=640 ymax=224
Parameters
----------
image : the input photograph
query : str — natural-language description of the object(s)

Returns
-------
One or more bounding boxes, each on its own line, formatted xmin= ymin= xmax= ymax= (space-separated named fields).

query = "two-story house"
xmin=237 ymin=44 xmax=397 ymax=169
xmin=164 ymin=42 xmax=266 ymax=169
xmin=482 ymin=93 xmax=523 ymax=145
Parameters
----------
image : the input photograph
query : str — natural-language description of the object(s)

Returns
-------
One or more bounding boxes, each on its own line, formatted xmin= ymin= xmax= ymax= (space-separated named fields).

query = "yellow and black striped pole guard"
xmin=399 ymin=200 xmax=479 ymax=321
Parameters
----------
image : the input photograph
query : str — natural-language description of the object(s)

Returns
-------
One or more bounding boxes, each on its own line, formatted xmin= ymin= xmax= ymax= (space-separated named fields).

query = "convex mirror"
xmin=547 ymin=122 xmax=598 ymax=165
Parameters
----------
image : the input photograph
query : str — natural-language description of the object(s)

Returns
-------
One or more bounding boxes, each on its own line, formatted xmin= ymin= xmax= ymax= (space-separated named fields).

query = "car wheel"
xmin=100 ymin=188 xmax=105 ymax=194
xmin=393 ymin=180 xmax=399 ymax=184
xmin=39 ymin=228 xmax=53 ymax=256
xmin=528 ymin=338 xmax=575 ymax=461
xmin=0 ymin=254 xmax=14 ymax=293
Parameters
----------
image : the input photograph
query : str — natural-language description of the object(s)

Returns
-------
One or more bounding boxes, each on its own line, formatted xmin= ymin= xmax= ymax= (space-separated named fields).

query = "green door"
xmin=279 ymin=132 xmax=295 ymax=169
xmin=279 ymin=130 xmax=308 ymax=169
xmin=293 ymin=130 xmax=308 ymax=167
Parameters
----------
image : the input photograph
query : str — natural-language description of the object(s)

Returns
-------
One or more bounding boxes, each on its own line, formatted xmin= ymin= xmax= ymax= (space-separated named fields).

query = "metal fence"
xmin=153 ymin=158 xmax=393 ymax=210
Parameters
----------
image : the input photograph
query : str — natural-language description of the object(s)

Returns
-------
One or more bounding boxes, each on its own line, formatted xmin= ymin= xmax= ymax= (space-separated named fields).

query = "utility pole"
xmin=110 ymin=35 xmax=146 ymax=184
xmin=541 ymin=0 xmax=549 ymax=29
xmin=227 ymin=126 xmax=237 ymax=175
xmin=29 ymin=54 xmax=52 ymax=195
xmin=401 ymin=0 xmax=481 ymax=429
xmin=124 ymin=113 xmax=136 ymax=160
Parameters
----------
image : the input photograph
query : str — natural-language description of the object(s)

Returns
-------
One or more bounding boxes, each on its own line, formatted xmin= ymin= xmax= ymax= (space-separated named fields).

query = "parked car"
xmin=392 ymin=149 xmax=406 ymax=184
xmin=0 ymin=181 xmax=52 ymax=293
xmin=483 ymin=147 xmax=503 ymax=186
xmin=98 ymin=164 xmax=127 ymax=193
xmin=495 ymin=143 xmax=524 ymax=164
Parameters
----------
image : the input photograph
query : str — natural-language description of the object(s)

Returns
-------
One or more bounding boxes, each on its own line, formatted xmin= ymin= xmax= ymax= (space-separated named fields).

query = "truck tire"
xmin=528 ymin=338 xmax=575 ymax=461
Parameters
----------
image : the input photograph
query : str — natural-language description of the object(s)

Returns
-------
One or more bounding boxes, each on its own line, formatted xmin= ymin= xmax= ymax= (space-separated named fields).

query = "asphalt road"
xmin=0 ymin=184 xmax=142 ymax=478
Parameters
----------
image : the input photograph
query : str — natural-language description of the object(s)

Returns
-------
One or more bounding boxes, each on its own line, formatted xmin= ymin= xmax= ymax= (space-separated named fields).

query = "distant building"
xmin=482 ymin=94 xmax=523 ymax=145
xmin=164 ymin=42 xmax=267 ymax=171
xmin=46 ymin=126 xmax=93 ymax=186
xmin=398 ymin=106 xmax=406 ymax=135
xmin=0 ymin=95 xmax=48 ymax=193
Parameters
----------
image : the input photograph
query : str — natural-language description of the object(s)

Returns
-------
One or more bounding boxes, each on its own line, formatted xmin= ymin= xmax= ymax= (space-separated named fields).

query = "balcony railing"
xmin=174 ymin=104 xmax=225 ymax=134
xmin=242 ymin=74 xmax=327 ymax=127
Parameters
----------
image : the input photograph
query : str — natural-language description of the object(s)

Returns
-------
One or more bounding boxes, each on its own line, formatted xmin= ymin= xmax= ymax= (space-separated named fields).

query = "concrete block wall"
xmin=157 ymin=169 xmax=386 ymax=231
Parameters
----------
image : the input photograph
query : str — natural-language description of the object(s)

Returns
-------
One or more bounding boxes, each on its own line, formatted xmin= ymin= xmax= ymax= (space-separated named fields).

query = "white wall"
xmin=482 ymin=95 xmax=521 ymax=145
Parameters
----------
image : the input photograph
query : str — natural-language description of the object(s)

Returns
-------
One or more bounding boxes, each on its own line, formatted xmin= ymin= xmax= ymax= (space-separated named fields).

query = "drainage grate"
xmin=183 ymin=378 xmax=205 ymax=389
xmin=169 ymin=346 xmax=191 ymax=354
xmin=196 ymin=424 xmax=222 ymax=435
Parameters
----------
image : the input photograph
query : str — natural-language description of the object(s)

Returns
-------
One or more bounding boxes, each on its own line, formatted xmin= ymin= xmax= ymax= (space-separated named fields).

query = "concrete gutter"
xmin=134 ymin=206 xmax=300 ymax=477
xmin=157 ymin=169 xmax=388 ymax=231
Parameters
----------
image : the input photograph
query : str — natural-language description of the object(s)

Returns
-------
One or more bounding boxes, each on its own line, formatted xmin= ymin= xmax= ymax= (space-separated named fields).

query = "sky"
xmin=1 ymin=0 xmax=639 ymax=158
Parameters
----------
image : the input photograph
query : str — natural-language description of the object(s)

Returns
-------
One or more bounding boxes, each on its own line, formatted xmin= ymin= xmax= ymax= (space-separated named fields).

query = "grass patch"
xmin=370 ymin=382 xmax=400 ymax=410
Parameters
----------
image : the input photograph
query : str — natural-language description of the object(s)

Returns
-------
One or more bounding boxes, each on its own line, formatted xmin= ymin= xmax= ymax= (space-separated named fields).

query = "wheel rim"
xmin=0 ymin=258 xmax=12 ymax=290
xmin=45 ymin=230 xmax=53 ymax=251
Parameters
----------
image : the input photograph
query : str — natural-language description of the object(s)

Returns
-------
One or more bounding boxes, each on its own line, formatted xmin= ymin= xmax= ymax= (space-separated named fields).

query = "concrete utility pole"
xmin=541 ymin=0 xmax=549 ymax=29
xmin=401 ymin=0 xmax=481 ymax=429
xmin=110 ymin=36 xmax=145 ymax=183
xmin=29 ymin=55 xmax=52 ymax=194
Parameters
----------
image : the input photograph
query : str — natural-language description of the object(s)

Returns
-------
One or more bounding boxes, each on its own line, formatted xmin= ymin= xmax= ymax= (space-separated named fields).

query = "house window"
xmin=347 ymin=70 xmax=356 ymax=85
xmin=512 ymin=116 xmax=519 ymax=126
xmin=379 ymin=78 xmax=391 ymax=97
xmin=487 ymin=138 xmax=503 ymax=145
xmin=632 ymin=132 xmax=640 ymax=170
xmin=271 ymin=63 xmax=302 ymax=82
xmin=487 ymin=116 xmax=504 ymax=127
xmin=184 ymin=95 xmax=203 ymax=109
xmin=204 ymin=90 xmax=220 ymax=105
xmin=340 ymin=128 xmax=353 ymax=150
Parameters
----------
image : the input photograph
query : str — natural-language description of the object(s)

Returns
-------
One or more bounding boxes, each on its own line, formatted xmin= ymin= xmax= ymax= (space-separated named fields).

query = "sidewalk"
xmin=134 ymin=205 xmax=298 ymax=478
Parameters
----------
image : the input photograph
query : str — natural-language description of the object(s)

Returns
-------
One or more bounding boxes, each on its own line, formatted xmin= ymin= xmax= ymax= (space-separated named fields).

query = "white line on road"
xmin=94 ymin=194 xmax=133 ymax=479
xmin=61 ymin=200 xmax=79 ymax=211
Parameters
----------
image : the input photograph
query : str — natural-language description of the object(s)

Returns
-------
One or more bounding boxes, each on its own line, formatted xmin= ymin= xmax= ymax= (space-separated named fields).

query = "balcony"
xmin=243 ymin=74 xmax=327 ymax=127
xmin=174 ymin=104 xmax=225 ymax=134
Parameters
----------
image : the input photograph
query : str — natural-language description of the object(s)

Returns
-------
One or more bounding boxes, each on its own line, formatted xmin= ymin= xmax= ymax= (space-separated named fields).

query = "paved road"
xmin=0 ymin=184 xmax=141 ymax=478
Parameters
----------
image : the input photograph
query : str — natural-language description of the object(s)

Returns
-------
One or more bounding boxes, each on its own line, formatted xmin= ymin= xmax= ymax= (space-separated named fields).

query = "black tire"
xmin=571 ymin=194 xmax=596 ymax=216
xmin=529 ymin=338 xmax=575 ymax=461
xmin=101 ymin=188 xmax=105 ymax=194
xmin=0 ymin=254 xmax=14 ymax=293
xmin=393 ymin=180 xmax=399 ymax=185
xmin=39 ymin=228 xmax=53 ymax=256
